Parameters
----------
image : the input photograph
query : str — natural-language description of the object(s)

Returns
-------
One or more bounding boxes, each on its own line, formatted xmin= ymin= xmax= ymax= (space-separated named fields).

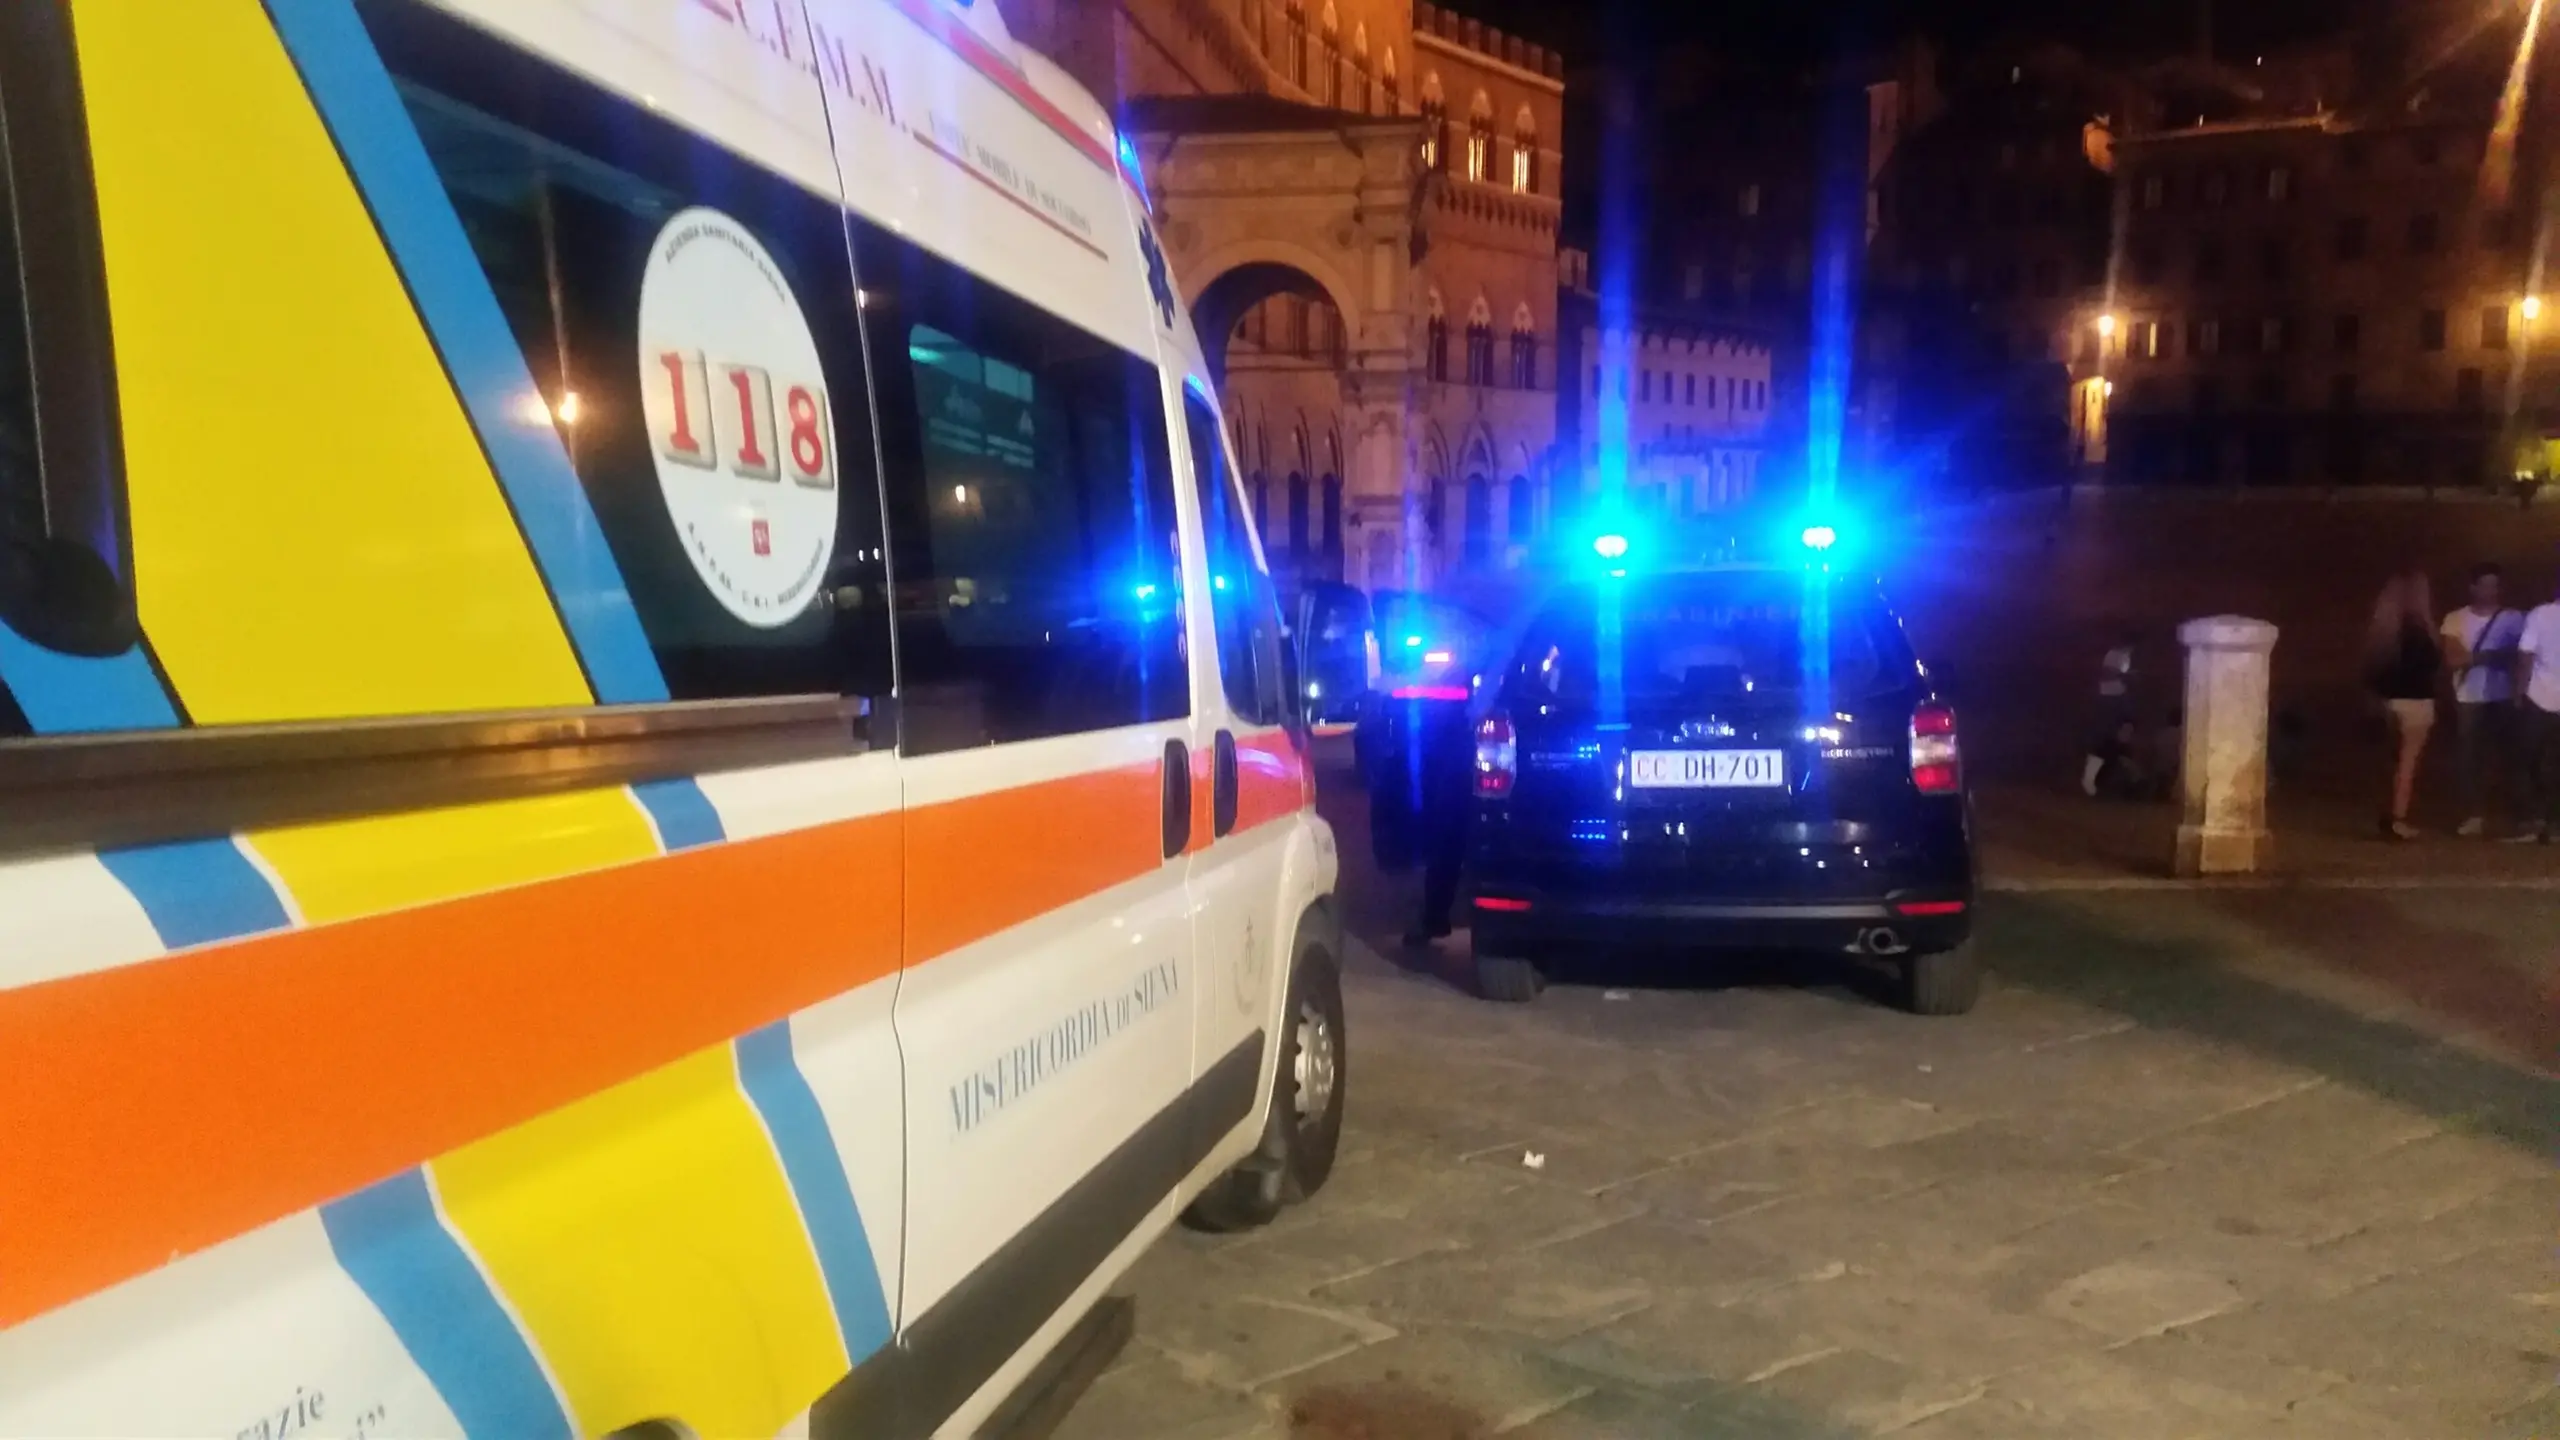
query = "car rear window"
xmin=1375 ymin=593 xmax=1492 ymax=669
xmin=1507 ymin=574 xmax=1906 ymax=709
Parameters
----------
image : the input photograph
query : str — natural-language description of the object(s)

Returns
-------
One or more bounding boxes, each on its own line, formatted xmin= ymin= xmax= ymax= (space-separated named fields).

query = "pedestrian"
xmin=2440 ymin=563 xmax=2525 ymax=837
xmin=2081 ymin=629 xmax=2138 ymax=798
xmin=1401 ymin=698 xmax=1477 ymax=947
xmin=2509 ymin=578 xmax=2560 ymax=844
xmin=2364 ymin=569 xmax=2442 ymax=840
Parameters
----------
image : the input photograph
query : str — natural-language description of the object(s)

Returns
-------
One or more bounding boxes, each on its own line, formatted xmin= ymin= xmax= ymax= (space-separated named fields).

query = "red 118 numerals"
xmin=655 ymin=348 xmax=833 ymax=490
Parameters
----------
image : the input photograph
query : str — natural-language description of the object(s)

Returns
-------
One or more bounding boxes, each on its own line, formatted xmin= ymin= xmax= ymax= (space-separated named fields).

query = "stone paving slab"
xmin=1055 ymin=880 xmax=2560 ymax=1440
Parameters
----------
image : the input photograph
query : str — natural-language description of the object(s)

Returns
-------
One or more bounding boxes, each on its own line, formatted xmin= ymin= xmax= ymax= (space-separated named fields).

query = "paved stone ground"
xmin=1055 ymin=766 xmax=2560 ymax=1440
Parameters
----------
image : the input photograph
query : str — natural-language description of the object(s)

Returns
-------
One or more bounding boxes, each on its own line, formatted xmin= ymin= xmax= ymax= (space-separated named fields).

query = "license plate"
xmin=1629 ymin=749 xmax=1786 ymax=789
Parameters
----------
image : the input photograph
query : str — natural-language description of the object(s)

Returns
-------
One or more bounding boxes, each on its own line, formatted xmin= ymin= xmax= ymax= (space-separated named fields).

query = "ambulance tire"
xmin=1279 ymin=949 xmax=1346 ymax=1201
xmin=1182 ymin=946 xmax=1346 ymax=1231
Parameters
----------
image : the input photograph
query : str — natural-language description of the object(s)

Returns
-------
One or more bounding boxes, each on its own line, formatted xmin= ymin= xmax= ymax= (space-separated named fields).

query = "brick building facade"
xmin=999 ymin=0 xmax=1568 ymax=590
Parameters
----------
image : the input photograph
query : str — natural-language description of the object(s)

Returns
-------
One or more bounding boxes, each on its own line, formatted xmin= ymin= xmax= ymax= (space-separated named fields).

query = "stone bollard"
xmin=2175 ymin=615 xmax=2278 ymax=876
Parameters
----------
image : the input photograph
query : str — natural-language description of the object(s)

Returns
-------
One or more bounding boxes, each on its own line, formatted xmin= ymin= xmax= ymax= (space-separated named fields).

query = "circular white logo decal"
xmin=637 ymin=207 xmax=839 ymax=628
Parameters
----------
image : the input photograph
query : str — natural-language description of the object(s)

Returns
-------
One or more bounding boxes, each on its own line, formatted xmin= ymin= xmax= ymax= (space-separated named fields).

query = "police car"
xmin=1464 ymin=526 xmax=1980 ymax=1014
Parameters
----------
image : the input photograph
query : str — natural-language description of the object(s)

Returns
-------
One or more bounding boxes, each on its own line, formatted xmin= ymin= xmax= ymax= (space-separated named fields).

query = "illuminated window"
xmin=1419 ymin=76 xmax=1445 ymax=170
xmin=1466 ymin=92 xmax=1493 ymax=182
xmin=1512 ymin=107 xmax=1538 ymax=193
xmin=1317 ymin=2 xmax=1339 ymax=106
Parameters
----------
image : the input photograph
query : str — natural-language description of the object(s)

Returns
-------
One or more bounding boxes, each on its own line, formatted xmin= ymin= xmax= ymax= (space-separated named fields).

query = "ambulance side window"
xmin=0 ymin=108 xmax=32 ymax=739
xmin=858 ymin=224 xmax=1189 ymax=755
xmin=361 ymin=0 xmax=892 ymax=706
xmin=0 ymin=0 xmax=136 ymax=735
xmin=1180 ymin=390 xmax=1288 ymax=728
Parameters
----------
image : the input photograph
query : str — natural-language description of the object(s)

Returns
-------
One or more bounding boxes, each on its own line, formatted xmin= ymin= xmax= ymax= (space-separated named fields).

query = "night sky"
xmin=1463 ymin=0 xmax=2375 ymax=68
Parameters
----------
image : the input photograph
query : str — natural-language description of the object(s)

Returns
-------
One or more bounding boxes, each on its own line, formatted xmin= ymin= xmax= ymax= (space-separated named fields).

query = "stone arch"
xmin=1320 ymin=426 xmax=1345 ymax=559
xmin=1504 ymin=441 xmax=1536 ymax=542
xmin=1460 ymin=430 xmax=1496 ymax=567
xmin=1186 ymin=246 xmax=1361 ymax=387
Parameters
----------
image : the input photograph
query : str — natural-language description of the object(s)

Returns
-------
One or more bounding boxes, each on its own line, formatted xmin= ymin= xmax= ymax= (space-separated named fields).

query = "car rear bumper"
xmin=1469 ymin=890 xmax=1974 ymax=957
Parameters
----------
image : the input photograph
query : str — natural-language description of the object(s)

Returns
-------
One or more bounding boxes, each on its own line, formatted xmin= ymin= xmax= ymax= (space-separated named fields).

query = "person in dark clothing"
xmin=2365 ymin=569 xmax=2443 ymax=840
xmin=1403 ymin=699 xmax=1478 ymax=947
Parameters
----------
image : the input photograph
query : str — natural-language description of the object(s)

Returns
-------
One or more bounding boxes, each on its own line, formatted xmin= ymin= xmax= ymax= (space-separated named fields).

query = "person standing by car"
xmin=1401 ymin=696 xmax=1478 ymax=948
xmin=2365 ymin=569 xmax=2442 ymax=841
xmin=2509 ymin=579 xmax=2560 ymax=844
xmin=2441 ymin=563 xmax=2525 ymax=837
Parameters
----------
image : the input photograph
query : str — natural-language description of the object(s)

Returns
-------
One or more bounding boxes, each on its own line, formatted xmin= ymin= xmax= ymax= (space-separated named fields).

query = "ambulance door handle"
xmin=1161 ymin=738 xmax=1192 ymax=860
xmin=1213 ymin=730 xmax=1240 ymax=838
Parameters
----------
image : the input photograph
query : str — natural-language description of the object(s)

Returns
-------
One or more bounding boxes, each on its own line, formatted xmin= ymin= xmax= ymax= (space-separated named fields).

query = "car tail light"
xmin=1476 ymin=896 xmax=1532 ymax=913
xmin=1910 ymin=703 xmax=1961 ymax=795
xmin=1475 ymin=709 xmax=1517 ymax=798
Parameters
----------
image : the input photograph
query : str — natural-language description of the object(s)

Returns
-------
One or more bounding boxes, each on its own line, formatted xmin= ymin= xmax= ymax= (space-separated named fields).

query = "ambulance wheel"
xmin=1181 ymin=947 xmax=1346 ymax=1231
xmin=1279 ymin=949 xmax=1346 ymax=1200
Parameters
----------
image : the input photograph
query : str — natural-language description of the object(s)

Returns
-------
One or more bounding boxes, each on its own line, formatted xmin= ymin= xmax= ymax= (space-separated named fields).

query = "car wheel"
xmin=1900 ymin=941 xmax=1982 ymax=1016
xmin=1280 ymin=952 xmax=1347 ymax=1200
xmin=1181 ymin=947 xmax=1345 ymax=1230
xmin=1473 ymin=942 xmax=1543 ymax=1004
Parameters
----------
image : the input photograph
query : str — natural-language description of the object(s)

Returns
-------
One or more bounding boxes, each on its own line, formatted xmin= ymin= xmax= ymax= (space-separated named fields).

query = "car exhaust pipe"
xmin=1850 ymin=926 xmax=1910 ymax=958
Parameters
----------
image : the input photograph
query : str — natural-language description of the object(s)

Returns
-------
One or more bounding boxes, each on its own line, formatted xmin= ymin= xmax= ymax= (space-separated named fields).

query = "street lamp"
xmin=2096 ymin=313 xmax=2118 ymax=337
xmin=2524 ymin=295 xmax=2544 ymax=322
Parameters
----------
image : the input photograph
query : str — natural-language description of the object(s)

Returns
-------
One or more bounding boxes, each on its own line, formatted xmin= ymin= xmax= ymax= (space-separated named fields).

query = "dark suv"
xmin=1466 ymin=565 xmax=1978 ymax=1014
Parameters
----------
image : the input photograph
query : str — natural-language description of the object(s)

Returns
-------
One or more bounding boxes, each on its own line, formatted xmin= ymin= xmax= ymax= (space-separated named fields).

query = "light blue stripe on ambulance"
xmin=631 ymin=777 xmax=727 ymax=851
xmin=263 ymin=0 xmax=669 ymax=704
xmin=734 ymin=1023 xmax=895 ymax=1365
xmin=94 ymin=838 xmax=292 ymax=952
xmin=321 ymin=1170 xmax=573 ymax=1440
xmin=0 ymin=619 xmax=177 ymax=735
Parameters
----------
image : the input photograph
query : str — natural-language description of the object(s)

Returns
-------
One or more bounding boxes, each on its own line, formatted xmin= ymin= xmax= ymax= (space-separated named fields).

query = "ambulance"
xmin=0 ymin=0 xmax=1344 ymax=1435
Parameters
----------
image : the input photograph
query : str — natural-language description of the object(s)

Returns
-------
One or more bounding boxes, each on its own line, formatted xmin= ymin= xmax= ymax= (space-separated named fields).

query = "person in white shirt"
xmin=2081 ymin=631 xmax=2138 ymax=797
xmin=2440 ymin=563 xmax=2525 ymax=837
xmin=2511 ymin=587 xmax=2560 ymax=844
